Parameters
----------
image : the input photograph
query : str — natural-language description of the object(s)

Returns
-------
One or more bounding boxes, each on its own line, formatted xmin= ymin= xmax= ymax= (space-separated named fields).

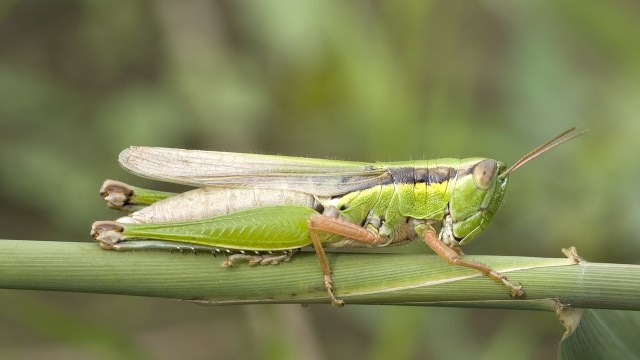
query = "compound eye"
xmin=472 ymin=159 xmax=497 ymax=190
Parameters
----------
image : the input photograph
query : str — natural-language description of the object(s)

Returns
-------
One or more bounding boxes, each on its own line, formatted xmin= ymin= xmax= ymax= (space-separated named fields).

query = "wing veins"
xmin=119 ymin=146 xmax=389 ymax=196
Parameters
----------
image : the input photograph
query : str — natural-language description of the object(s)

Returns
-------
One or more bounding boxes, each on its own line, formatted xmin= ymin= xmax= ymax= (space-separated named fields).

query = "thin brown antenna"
xmin=501 ymin=127 xmax=588 ymax=177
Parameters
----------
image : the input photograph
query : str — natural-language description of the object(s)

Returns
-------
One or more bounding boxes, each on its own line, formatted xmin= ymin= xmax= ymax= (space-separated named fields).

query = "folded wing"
xmin=119 ymin=146 xmax=391 ymax=197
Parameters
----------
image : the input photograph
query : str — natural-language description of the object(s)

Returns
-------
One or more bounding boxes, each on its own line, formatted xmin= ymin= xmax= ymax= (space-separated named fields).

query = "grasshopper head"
xmin=448 ymin=158 xmax=508 ymax=245
xmin=447 ymin=127 xmax=587 ymax=246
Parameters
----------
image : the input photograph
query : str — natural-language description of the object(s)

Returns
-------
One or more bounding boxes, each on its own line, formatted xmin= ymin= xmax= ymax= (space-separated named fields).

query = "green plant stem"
xmin=0 ymin=240 xmax=638 ymax=311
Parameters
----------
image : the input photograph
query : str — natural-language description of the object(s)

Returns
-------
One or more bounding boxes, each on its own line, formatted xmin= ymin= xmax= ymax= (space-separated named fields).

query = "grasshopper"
xmin=92 ymin=128 xmax=586 ymax=306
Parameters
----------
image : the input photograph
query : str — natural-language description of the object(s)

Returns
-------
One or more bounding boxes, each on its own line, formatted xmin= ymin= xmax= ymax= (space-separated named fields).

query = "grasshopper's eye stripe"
xmin=472 ymin=159 xmax=497 ymax=190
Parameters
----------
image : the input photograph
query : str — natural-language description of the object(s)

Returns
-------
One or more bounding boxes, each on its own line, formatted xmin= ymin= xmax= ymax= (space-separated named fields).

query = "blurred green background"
xmin=0 ymin=0 xmax=639 ymax=359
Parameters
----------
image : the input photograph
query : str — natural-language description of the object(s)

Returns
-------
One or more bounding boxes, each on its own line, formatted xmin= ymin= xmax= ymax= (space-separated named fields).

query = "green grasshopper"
xmin=91 ymin=128 xmax=586 ymax=306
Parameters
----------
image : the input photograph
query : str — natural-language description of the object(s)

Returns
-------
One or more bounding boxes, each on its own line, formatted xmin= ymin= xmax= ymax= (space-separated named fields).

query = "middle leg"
xmin=306 ymin=213 xmax=387 ymax=307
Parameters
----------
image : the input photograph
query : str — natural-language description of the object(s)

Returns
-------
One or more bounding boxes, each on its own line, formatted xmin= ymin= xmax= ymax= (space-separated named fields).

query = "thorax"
xmin=322 ymin=161 xmax=460 ymax=246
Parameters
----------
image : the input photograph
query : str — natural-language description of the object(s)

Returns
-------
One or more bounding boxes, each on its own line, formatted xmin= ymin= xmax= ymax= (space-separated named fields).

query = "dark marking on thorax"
xmin=388 ymin=167 xmax=415 ymax=184
xmin=389 ymin=166 xmax=457 ymax=185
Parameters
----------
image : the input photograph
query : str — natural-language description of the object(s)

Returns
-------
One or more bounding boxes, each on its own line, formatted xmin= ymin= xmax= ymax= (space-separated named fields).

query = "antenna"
xmin=500 ymin=127 xmax=588 ymax=177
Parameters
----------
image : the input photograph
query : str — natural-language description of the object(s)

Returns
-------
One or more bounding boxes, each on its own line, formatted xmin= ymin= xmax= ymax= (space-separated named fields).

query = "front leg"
xmin=416 ymin=223 xmax=524 ymax=297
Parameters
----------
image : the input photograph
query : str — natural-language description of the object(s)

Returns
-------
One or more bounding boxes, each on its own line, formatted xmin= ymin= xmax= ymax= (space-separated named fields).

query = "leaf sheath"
xmin=0 ymin=240 xmax=638 ymax=310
